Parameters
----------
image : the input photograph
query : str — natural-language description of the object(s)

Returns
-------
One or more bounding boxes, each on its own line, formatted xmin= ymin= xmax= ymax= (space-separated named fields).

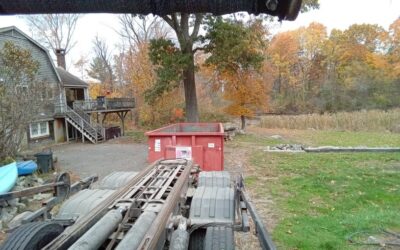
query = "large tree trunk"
xmin=183 ymin=53 xmax=199 ymax=122
xmin=241 ymin=115 xmax=246 ymax=130
xmin=163 ymin=14 xmax=201 ymax=122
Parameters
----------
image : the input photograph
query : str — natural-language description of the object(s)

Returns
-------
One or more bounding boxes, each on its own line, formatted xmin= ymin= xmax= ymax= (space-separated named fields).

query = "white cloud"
xmin=278 ymin=0 xmax=400 ymax=32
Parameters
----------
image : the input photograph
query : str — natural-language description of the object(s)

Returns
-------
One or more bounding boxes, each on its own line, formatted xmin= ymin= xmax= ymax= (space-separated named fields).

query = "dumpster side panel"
xmin=148 ymin=136 xmax=173 ymax=163
xmin=196 ymin=136 xmax=224 ymax=171
xmin=192 ymin=146 xmax=204 ymax=168
xmin=175 ymin=136 xmax=191 ymax=147
xmin=146 ymin=123 xmax=224 ymax=171
xmin=165 ymin=146 xmax=176 ymax=159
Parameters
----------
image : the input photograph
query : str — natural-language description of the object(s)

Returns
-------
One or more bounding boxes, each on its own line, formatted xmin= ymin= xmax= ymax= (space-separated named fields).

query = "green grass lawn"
xmin=235 ymin=131 xmax=400 ymax=249
xmin=280 ymin=130 xmax=400 ymax=147
xmin=232 ymin=133 xmax=287 ymax=147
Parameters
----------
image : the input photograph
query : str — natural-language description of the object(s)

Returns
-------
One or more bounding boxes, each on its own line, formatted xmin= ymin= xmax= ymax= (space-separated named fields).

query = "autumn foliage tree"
xmin=388 ymin=18 xmax=400 ymax=77
xmin=83 ymin=15 xmax=400 ymax=128
xmin=138 ymin=41 xmax=185 ymax=127
xmin=203 ymin=18 xmax=267 ymax=129
xmin=0 ymin=42 xmax=48 ymax=161
xmin=147 ymin=1 xmax=319 ymax=122
xmin=266 ymin=20 xmax=400 ymax=114
xmin=115 ymin=16 xmax=184 ymax=127
xmin=146 ymin=39 xmax=189 ymax=103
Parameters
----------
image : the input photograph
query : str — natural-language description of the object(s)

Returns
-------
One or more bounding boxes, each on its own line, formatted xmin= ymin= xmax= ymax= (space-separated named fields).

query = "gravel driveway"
xmin=52 ymin=138 xmax=148 ymax=179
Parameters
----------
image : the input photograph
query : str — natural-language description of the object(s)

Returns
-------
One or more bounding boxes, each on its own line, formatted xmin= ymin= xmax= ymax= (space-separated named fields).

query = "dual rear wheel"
xmin=1 ymin=222 xmax=64 ymax=250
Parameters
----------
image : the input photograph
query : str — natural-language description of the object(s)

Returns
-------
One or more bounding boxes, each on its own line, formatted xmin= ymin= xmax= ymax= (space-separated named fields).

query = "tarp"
xmin=0 ymin=0 xmax=301 ymax=20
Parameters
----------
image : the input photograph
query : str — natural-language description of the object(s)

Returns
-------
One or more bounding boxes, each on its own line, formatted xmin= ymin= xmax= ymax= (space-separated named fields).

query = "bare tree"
xmin=87 ymin=36 xmax=115 ymax=91
xmin=74 ymin=54 xmax=89 ymax=80
xmin=118 ymin=14 xmax=170 ymax=50
xmin=23 ymin=14 xmax=81 ymax=55
xmin=116 ymin=14 xmax=171 ymax=99
xmin=0 ymin=42 xmax=50 ymax=161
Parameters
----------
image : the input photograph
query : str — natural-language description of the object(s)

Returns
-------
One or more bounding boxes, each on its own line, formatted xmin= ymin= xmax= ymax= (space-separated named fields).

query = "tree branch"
xmin=191 ymin=13 xmax=204 ymax=40
xmin=193 ymin=46 xmax=206 ymax=54
xmin=162 ymin=15 xmax=174 ymax=28
xmin=171 ymin=13 xmax=180 ymax=33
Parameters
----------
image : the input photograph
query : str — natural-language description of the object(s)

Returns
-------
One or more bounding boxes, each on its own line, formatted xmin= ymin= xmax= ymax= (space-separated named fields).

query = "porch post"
xmin=84 ymin=88 xmax=89 ymax=100
xmin=117 ymin=111 xmax=128 ymax=136
xmin=102 ymin=113 xmax=108 ymax=125
xmin=81 ymin=119 xmax=84 ymax=143
xmin=65 ymin=119 xmax=69 ymax=142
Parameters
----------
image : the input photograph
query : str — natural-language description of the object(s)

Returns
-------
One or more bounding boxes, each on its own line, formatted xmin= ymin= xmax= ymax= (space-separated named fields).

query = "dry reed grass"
xmin=260 ymin=109 xmax=400 ymax=132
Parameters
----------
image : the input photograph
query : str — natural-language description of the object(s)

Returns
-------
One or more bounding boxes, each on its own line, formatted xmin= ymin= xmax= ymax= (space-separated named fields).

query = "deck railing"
xmin=73 ymin=105 xmax=105 ymax=139
xmin=73 ymin=98 xmax=135 ymax=112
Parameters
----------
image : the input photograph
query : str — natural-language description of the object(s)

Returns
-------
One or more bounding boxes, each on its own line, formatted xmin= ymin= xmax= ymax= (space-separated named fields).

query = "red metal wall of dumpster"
xmin=146 ymin=123 xmax=224 ymax=171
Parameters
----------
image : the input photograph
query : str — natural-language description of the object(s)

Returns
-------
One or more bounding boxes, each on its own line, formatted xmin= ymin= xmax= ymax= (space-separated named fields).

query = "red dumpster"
xmin=146 ymin=123 xmax=224 ymax=171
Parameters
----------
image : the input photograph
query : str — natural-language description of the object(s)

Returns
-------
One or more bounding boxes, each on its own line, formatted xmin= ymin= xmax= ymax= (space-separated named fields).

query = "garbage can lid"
xmin=34 ymin=152 xmax=53 ymax=156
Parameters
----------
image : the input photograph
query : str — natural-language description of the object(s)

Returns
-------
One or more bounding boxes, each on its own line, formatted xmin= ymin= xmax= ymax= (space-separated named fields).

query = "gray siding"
xmin=0 ymin=29 xmax=60 ymax=85
xmin=0 ymin=28 xmax=62 ymax=119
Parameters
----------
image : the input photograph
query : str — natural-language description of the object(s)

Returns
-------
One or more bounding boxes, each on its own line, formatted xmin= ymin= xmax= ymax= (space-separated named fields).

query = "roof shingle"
xmin=56 ymin=67 xmax=88 ymax=88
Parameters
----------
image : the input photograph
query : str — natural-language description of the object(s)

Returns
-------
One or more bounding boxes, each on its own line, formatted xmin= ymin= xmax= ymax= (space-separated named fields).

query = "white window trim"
xmin=29 ymin=122 xmax=50 ymax=138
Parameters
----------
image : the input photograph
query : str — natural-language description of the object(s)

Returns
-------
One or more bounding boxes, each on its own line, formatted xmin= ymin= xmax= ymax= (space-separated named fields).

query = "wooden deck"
xmin=73 ymin=98 xmax=135 ymax=113
xmin=54 ymin=98 xmax=134 ymax=140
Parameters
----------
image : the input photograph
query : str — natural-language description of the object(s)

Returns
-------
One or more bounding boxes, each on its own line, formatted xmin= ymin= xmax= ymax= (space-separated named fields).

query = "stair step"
xmin=65 ymin=108 xmax=105 ymax=145
xmin=66 ymin=120 xmax=97 ymax=143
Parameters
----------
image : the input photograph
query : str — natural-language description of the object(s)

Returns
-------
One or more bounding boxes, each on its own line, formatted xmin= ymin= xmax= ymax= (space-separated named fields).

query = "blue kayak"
xmin=17 ymin=160 xmax=38 ymax=176
xmin=0 ymin=162 xmax=18 ymax=194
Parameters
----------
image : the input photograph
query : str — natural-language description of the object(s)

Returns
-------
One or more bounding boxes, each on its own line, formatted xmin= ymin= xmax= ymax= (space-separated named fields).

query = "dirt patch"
xmin=225 ymin=140 xmax=280 ymax=249
xmin=235 ymin=219 xmax=263 ymax=250
xmin=224 ymin=146 xmax=252 ymax=176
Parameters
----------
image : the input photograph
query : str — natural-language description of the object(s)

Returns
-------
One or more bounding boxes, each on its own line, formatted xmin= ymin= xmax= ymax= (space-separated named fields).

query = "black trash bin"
xmin=105 ymin=126 xmax=121 ymax=140
xmin=34 ymin=151 xmax=53 ymax=173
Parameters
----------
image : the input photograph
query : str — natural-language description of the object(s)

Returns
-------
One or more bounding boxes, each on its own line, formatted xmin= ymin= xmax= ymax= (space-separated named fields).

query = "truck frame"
xmin=1 ymin=159 xmax=275 ymax=250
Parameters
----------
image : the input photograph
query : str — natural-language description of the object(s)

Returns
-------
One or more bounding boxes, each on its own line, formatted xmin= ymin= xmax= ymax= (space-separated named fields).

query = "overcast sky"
xmin=0 ymin=0 xmax=399 ymax=76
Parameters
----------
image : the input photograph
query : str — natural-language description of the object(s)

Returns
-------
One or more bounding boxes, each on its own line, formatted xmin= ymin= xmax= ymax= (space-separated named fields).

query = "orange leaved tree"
xmin=203 ymin=18 xmax=267 ymax=130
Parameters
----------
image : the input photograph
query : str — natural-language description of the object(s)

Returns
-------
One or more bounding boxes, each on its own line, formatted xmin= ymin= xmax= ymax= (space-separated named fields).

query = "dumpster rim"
xmin=145 ymin=122 xmax=224 ymax=136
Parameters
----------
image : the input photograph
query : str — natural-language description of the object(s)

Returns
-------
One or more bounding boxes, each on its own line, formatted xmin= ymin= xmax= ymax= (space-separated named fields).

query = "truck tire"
xmin=96 ymin=171 xmax=138 ymax=190
xmin=204 ymin=226 xmax=234 ymax=250
xmin=56 ymin=189 xmax=115 ymax=221
xmin=188 ymin=229 xmax=206 ymax=250
xmin=0 ymin=221 xmax=64 ymax=250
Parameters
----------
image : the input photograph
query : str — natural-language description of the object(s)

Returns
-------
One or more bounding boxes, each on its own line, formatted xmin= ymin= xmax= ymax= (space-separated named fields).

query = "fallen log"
xmin=264 ymin=149 xmax=305 ymax=153
xmin=304 ymin=147 xmax=400 ymax=153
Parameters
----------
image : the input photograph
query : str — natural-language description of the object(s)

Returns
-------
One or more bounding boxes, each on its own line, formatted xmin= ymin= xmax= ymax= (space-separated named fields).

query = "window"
xmin=30 ymin=122 xmax=49 ymax=138
xmin=39 ymin=89 xmax=53 ymax=101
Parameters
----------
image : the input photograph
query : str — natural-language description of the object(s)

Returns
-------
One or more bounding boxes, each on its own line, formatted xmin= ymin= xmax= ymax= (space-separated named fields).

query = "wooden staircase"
xmin=65 ymin=106 xmax=104 ymax=144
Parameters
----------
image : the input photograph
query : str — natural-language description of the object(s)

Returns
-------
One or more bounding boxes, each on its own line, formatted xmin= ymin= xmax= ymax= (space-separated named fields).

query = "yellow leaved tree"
xmin=202 ymin=18 xmax=267 ymax=129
